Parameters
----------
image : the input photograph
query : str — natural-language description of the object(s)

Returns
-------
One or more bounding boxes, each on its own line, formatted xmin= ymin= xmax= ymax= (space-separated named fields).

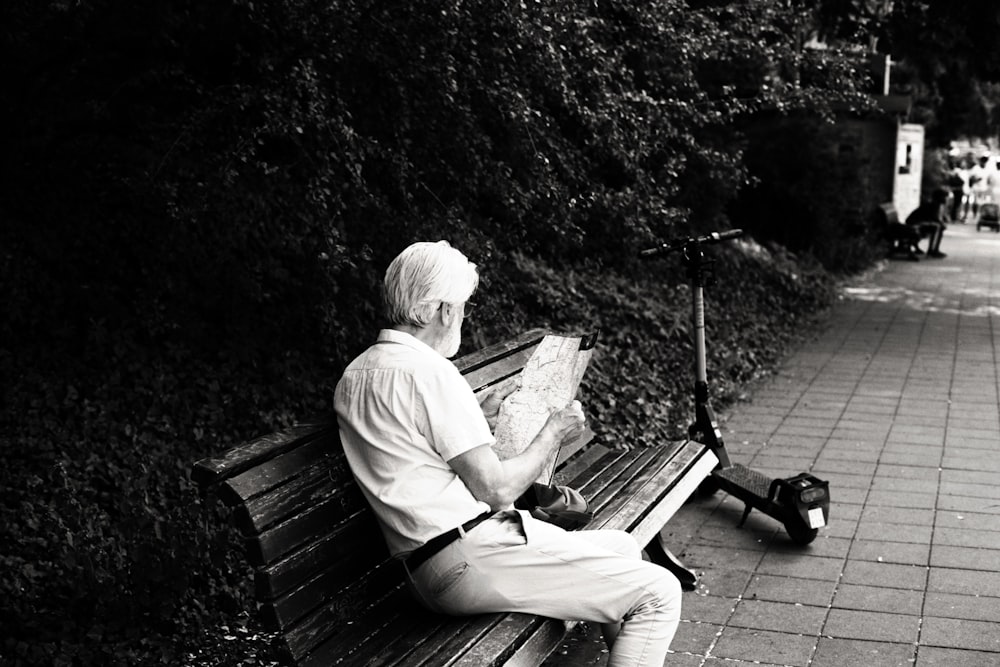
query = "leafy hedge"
xmin=3 ymin=0 xmax=866 ymax=664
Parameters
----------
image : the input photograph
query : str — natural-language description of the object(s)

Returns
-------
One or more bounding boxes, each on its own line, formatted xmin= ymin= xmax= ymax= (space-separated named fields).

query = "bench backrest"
xmin=190 ymin=329 xmax=594 ymax=663
xmin=878 ymin=202 xmax=899 ymax=226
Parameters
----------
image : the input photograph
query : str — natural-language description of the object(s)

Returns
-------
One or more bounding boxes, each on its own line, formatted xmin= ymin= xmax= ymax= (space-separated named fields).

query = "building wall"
xmin=893 ymin=123 xmax=925 ymax=218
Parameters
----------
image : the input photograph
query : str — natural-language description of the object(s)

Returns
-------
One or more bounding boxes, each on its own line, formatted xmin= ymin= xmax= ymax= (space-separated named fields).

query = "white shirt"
xmin=334 ymin=329 xmax=494 ymax=556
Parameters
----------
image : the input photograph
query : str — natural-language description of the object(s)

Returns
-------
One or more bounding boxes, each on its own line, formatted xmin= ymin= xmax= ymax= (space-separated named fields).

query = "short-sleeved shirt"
xmin=334 ymin=329 xmax=495 ymax=556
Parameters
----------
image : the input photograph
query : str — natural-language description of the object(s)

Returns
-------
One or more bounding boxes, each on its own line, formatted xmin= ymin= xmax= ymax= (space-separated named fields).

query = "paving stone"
xmin=940 ymin=468 xmax=999 ymax=486
xmin=937 ymin=494 xmax=1000 ymax=515
xmin=920 ymin=616 xmax=1000 ymax=652
xmin=710 ymin=627 xmax=816 ymax=666
xmin=855 ymin=521 xmax=933 ymax=545
xmin=800 ymin=535 xmax=851 ymax=560
xmin=831 ymin=583 xmax=923 ymax=615
xmin=756 ymin=553 xmax=844 ymax=582
xmin=915 ymin=646 xmax=1000 ymax=667
xmin=823 ymin=608 xmax=920 ymax=643
xmin=933 ymin=526 xmax=1000 ymax=549
xmin=840 ymin=559 xmax=927 ymax=590
xmin=927 ymin=567 xmax=1000 ymax=597
xmin=848 ymin=538 xmax=929 ymax=565
xmin=680 ymin=593 xmax=737 ymax=625
xmin=728 ymin=598 xmax=828 ymax=635
xmin=872 ymin=476 xmax=940 ymax=495
xmin=669 ymin=620 xmax=721 ymax=655
xmin=866 ymin=489 xmax=937 ymax=509
xmin=820 ymin=471 xmax=874 ymax=490
xmin=939 ymin=481 xmax=1000 ymax=501
xmin=874 ymin=463 xmax=940 ymax=481
xmin=678 ymin=544 xmax=767 ymax=572
xmin=860 ymin=505 xmax=935 ymax=526
xmin=935 ymin=509 xmax=1000 ymax=531
xmin=924 ymin=591 xmax=1000 ymax=623
xmin=743 ymin=574 xmax=837 ymax=607
xmin=929 ymin=544 xmax=999 ymax=570
xmin=810 ymin=637 xmax=915 ymax=667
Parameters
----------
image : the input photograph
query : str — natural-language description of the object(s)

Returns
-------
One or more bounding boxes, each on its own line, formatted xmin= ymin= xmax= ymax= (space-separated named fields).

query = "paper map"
xmin=492 ymin=332 xmax=597 ymax=483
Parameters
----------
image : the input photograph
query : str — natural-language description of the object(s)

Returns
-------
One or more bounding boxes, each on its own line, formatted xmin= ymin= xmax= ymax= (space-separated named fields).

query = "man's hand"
xmin=540 ymin=400 xmax=586 ymax=448
xmin=478 ymin=376 xmax=520 ymax=430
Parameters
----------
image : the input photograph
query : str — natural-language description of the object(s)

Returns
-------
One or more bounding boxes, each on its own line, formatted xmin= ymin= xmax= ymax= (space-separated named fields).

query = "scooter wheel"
xmin=786 ymin=523 xmax=818 ymax=545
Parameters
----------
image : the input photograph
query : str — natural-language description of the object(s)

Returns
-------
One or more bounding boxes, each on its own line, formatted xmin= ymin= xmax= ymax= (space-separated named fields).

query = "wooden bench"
xmin=191 ymin=329 xmax=718 ymax=667
xmin=878 ymin=202 xmax=922 ymax=260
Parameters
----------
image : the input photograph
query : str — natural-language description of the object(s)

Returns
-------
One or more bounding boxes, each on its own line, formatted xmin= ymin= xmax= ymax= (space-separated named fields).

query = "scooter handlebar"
xmin=639 ymin=229 xmax=743 ymax=259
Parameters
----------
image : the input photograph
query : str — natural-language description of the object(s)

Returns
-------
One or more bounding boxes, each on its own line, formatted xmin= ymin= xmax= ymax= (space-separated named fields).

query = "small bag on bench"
xmin=515 ymin=482 xmax=593 ymax=530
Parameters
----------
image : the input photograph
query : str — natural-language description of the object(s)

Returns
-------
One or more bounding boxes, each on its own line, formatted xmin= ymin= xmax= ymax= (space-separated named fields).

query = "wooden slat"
xmin=223 ymin=433 xmax=341 ymax=505
xmin=628 ymin=447 xmax=717 ymax=548
xmin=585 ymin=445 xmax=685 ymax=522
xmin=191 ymin=420 xmax=334 ymax=489
xmin=579 ymin=446 xmax=666 ymax=516
xmin=281 ymin=561 xmax=406 ymax=661
xmin=411 ymin=613 xmax=507 ymax=667
xmin=357 ymin=614 xmax=498 ymax=667
xmin=552 ymin=441 xmax=610 ymax=486
xmin=294 ymin=583 xmax=413 ymax=666
xmin=449 ymin=614 xmax=554 ymax=667
xmin=465 ymin=346 xmax=536 ymax=395
xmin=260 ymin=521 xmax=389 ymax=628
xmin=319 ymin=599 xmax=456 ymax=667
xmin=255 ymin=512 xmax=386 ymax=601
xmin=500 ymin=619 xmax=574 ymax=667
xmin=593 ymin=442 xmax=708 ymax=536
xmin=453 ymin=329 xmax=548 ymax=375
xmin=237 ymin=453 xmax=352 ymax=534
xmin=247 ymin=485 xmax=370 ymax=566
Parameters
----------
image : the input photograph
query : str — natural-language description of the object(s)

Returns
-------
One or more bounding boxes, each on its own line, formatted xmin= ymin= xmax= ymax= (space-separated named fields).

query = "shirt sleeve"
xmin=416 ymin=363 xmax=495 ymax=462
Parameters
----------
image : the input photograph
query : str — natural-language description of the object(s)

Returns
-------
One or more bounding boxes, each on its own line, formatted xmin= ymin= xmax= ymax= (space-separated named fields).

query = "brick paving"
xmin=547 ymin=222 xmax=1000 ymax=666
xmin=663 ymin=222 xmax=1000 ymax=666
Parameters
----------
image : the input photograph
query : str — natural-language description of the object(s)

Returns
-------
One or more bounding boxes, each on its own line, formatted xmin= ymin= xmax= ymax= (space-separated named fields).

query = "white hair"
xmin=383 ymin=241 xmax=479 ymax=327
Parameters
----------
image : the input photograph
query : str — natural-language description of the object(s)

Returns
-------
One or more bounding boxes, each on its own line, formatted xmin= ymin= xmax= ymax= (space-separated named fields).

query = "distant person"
xmin=947 ymin=160 xmax=969 ymax=222
xmin=969 ymin=155 xmax=990 ymax=219
xmin=906 ymin=189 xmax=949 ymax=258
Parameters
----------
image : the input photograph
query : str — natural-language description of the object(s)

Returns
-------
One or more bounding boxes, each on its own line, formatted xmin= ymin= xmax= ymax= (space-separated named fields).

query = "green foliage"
xmin=731 ymin=116 xmax=885 ymax=273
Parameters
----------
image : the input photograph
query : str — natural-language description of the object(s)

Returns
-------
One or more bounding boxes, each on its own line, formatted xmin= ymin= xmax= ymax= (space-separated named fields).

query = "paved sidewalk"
xmin=551 ymin=223 xmax=1000 ymax=666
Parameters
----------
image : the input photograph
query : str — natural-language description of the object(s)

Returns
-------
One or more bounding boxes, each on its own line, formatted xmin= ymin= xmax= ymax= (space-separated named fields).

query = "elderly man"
xmin=334 ymin=240 xmax=681 ymax=667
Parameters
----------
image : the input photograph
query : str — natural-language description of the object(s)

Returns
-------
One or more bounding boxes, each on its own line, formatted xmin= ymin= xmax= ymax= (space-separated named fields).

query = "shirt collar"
xmin=377 ymin=328 xmax=441 ymax=358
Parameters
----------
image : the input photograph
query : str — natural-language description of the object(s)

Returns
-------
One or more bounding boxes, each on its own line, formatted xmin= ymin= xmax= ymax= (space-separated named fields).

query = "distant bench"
xmin=191 ymin=329 xmax=718 ymax=666
xmin=878 ymin=202 xmax=922 ymax=260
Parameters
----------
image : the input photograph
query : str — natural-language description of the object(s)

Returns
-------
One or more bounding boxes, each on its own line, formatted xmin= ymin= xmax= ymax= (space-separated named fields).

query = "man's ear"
xmin=438 ymin=302 xmax=460 ymax=325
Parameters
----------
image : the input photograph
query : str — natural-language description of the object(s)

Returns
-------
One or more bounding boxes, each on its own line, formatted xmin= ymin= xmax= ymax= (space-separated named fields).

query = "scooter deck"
xmin=713 ymin=463 xmax=772 ymax=500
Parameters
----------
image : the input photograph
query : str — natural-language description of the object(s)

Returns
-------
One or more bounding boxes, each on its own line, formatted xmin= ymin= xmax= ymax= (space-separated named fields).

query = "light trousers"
xmin=405 ymin=510 xmax=682 ymax=667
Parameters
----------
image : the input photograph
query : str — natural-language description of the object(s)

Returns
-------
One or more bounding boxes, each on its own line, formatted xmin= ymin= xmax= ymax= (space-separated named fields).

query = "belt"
xmin=405 ymin=511 xmax=495 ymax=573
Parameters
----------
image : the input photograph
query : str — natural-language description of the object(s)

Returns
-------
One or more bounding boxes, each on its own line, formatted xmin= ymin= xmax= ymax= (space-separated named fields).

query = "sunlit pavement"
xmin=547 ymin=221 xmax=1000 ymax=666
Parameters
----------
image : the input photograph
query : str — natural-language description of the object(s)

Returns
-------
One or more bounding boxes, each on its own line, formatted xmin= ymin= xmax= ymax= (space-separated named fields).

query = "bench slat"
xmin=296 ymin=585 xmax=425 ymax=667
xmin=627 ymin=446 xmax=718 ymax=548
xmin=223 ymin=430 xmax=340 ymax=505
xmin=281 ymin=561 xmax=405 ymax=661
xmin=260 ymin=516 xmax=389 ymax=628
xmin=191 ymin=420 xmax=332 ymax=488
xmin=236 ymin=453 xmax=350 ymax=534
xmin=450 ymin=614 xmax=564 ymax=667
xmin=255 ymin=512 xmax=384 ymax=602
xmin=453 ymin=329 xmax=548 ymax=375
xmin=593 ymin=442 xmax=709 ymax=539
xmin=584 ymin=445 xmax=685 ymax=520
xmin=246 ymin=485 xmax=370 ymax=566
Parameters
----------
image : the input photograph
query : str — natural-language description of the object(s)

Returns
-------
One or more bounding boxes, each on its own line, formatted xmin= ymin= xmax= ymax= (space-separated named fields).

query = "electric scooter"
xmin=639 ymin=230 xmax=831 ymax=547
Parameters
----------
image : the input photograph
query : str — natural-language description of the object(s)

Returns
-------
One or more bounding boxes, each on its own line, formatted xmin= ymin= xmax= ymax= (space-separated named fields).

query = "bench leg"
xmin=644 ymin=533 xmax=698 ymax=591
